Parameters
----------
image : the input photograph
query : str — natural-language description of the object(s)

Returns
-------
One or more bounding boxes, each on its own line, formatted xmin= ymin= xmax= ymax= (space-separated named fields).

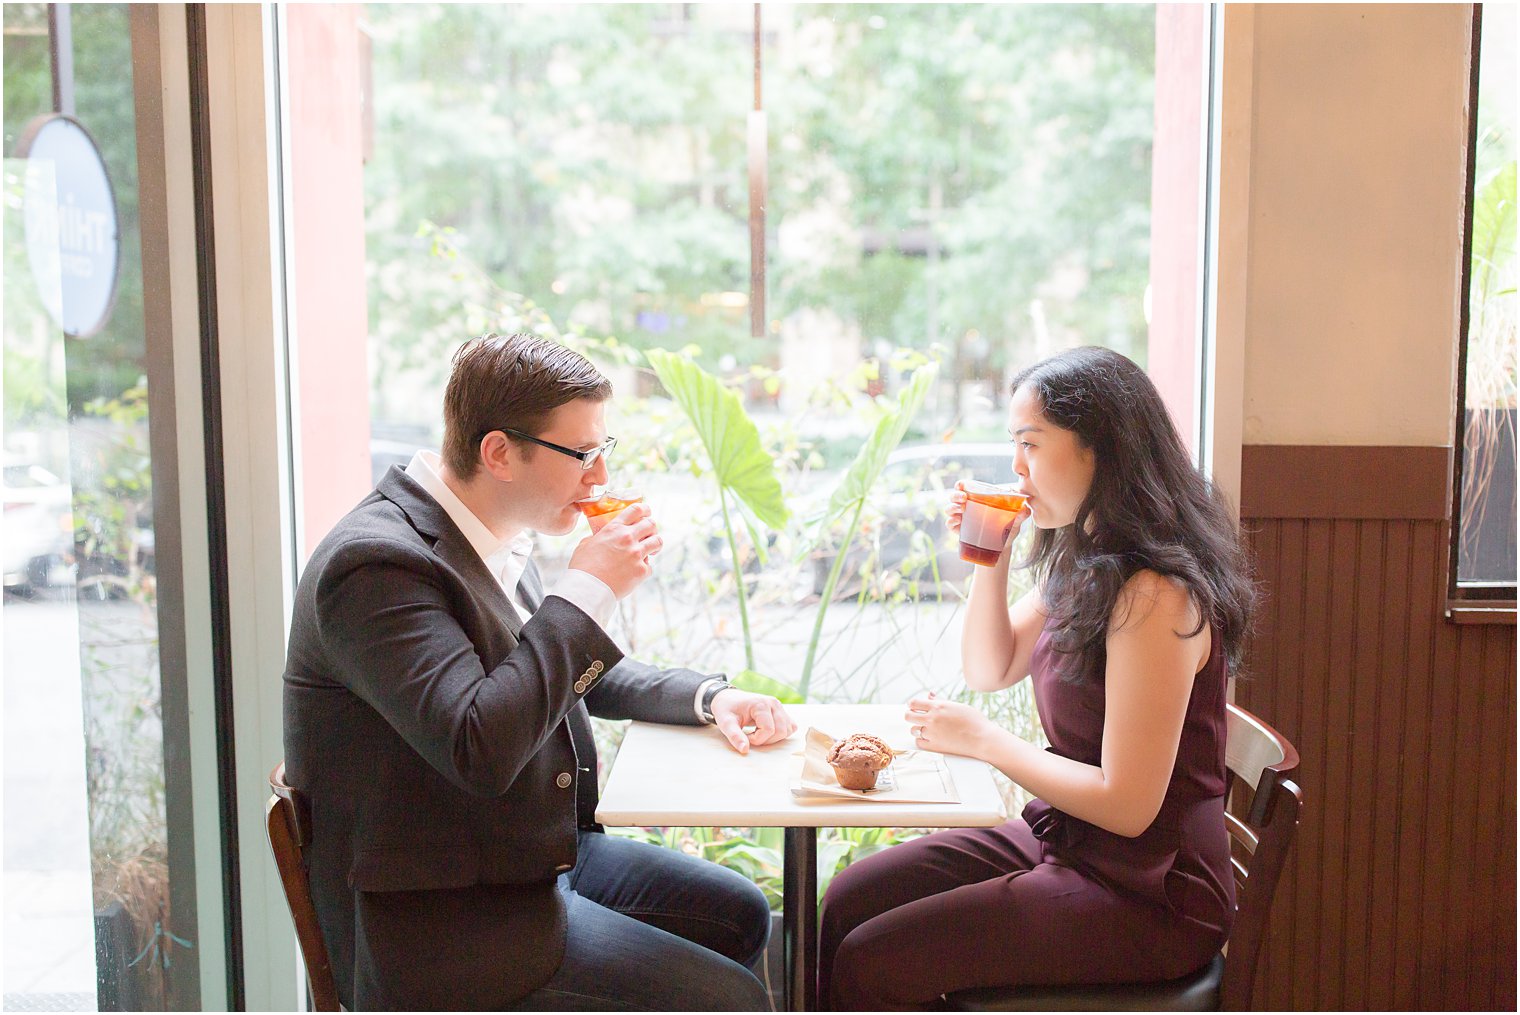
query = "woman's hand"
xmin=904 ymin=692 xmax=1001 ymax=759
xmin=946 ymin=482 xmax=969 ymax=535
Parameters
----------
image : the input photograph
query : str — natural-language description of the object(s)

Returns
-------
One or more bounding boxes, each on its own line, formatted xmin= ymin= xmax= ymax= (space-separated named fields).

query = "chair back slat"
xmin=270 ymin=763 xmax=315 ymax=847
xmin=266 ymin=763 xmax=342 ymax=1011
xmin=1224 ymin=710 xmax=1283 ymax=790
xmin=1229 ymin=853 xmax=1249 ymax=895
xmin=1223 ymin=809 xmax=1258 ymax=855
xmin=1225 ymin=704 xmax=1301 ymax=825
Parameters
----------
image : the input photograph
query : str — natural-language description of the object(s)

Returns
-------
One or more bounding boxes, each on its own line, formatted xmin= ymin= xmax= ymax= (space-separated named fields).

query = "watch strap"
xmin=699 ymin=679 xmax=733 ymax=723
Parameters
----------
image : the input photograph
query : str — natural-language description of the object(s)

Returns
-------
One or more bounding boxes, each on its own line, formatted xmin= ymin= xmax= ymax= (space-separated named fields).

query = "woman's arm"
xmin=961 ymin=576 xmax=1046 ymax=692
xmin=913 ymin=570 xmax=1208 ymax=837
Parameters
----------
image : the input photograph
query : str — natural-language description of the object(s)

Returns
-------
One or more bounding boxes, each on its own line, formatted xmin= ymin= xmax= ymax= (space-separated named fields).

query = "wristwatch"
xmin=699 ymin=679 xmax=733 ymax=724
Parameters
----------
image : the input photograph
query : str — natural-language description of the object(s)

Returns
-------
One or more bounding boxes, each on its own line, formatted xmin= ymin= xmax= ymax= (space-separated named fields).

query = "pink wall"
xmin=1148 ymin=4 xmax=1208 ymax=455
xmin=286 ymin=4 xmax=373 ymax=557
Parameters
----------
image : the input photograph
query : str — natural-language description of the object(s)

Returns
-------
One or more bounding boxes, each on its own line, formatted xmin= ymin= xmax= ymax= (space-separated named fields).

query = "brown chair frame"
xmin=266 ymin=762 xmax=342 ymax=1012
xmin=946 ymin=702 xmax=1303 ymax=1012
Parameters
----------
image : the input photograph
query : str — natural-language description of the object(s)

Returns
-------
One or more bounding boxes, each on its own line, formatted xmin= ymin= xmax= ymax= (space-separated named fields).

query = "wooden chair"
xmin=266 ymin=762 xmax=342 ymax=1011
xmin=946 ymin=702 xmax=1302 ymax=1012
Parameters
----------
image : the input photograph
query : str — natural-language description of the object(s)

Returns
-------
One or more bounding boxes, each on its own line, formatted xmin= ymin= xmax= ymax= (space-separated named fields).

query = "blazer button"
xmin=556 ymin=772 xmax=573 ymax=789
xmin=574 ymin=680 xmax=588 ymax=694
xmin=591 ymin=660 xmax=604 ymax=674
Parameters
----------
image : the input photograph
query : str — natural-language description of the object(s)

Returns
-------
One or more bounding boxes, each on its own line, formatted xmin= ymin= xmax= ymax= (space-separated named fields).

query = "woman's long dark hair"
xmin=1012 ymin=347 xmax=1256 ymax=684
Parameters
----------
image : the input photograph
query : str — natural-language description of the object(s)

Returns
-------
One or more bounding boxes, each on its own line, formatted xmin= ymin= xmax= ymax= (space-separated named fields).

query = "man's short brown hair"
xmin=441 ymin=333 xmax=612 ymax=478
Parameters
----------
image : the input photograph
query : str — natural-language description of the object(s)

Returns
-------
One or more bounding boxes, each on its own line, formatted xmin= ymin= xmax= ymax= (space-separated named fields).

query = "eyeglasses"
xmin=477 ymin=427 xmax=618 ymax=470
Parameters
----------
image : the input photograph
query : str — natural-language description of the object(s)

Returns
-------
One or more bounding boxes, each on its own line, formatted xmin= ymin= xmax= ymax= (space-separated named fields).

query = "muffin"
xmin=826 ymin=733 xmax=895 ymax=791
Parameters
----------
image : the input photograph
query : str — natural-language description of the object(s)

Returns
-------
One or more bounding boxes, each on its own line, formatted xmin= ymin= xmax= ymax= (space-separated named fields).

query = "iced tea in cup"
xmin=576 ymin=488 xmax=644 ymax=533
xmin=958 ymin=481 xmax=1028 ymax=566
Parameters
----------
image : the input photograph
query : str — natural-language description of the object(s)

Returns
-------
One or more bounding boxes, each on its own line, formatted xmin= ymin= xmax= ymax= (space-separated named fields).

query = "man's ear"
xmin=478 ymin=432 xmax=516 ymax=482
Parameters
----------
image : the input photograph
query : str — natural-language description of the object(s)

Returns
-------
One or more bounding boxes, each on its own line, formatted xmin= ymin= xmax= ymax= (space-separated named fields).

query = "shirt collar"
xmin=404 ymin=450 xmax=532 ymax=565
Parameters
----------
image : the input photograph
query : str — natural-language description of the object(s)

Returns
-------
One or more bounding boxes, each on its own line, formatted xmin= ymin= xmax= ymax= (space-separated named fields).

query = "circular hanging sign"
xmin=17 ymin=114 xmax=121 ymax=338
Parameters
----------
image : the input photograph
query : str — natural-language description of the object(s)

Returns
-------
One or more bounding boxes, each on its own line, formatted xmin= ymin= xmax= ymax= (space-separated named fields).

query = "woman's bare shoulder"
xmin=1110 ymin=569 xmax=1201 ymax=635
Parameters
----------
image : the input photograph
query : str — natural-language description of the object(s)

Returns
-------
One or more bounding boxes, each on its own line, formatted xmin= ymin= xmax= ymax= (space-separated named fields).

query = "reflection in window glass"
xmin=1458 ymin=3 xmax=1517 ymax=586
xmin=3 ymin=4 xmax=196 ymax=1009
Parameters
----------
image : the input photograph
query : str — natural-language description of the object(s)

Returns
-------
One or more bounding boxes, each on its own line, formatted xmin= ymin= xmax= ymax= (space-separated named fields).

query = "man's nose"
xmin=588 ymin=455 xmax=610 ymax=486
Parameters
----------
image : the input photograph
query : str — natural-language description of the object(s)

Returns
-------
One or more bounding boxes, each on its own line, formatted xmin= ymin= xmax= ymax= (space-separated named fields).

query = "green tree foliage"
xmin=364 ymin=2 xmax=761 ymax=399
xmin=769 ymin=4 xmax=1154 ymax=375
xmin=363 ymin=3 xmax=1156 ymax=425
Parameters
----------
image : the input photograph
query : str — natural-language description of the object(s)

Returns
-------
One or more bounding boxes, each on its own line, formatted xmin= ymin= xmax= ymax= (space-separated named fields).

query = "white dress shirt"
xmin=403 ymin=451 xmax=718 ymax=721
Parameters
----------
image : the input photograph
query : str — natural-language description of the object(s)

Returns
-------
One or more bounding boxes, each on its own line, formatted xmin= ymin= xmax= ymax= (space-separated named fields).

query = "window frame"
xmin=1446 ymin=3 xmax=1517 ymax=621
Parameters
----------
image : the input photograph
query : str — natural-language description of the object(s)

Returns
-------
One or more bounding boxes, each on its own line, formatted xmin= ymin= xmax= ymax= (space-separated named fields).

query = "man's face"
xmin=505 ymin=396 xmax=611 ymax=535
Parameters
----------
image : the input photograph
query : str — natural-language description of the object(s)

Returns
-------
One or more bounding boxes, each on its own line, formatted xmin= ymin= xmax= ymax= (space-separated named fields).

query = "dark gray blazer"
xmin=283 ymin=467 xmax=711 ymax=1009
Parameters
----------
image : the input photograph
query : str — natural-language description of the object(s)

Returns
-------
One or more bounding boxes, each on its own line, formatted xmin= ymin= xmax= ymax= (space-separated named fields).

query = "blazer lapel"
xmin=376 ymin=466 xmax=527 ymax=640
xmin=438 ymin=529 xmax=529 ymax=640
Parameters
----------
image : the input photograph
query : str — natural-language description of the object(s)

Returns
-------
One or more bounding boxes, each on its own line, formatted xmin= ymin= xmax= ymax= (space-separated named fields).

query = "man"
xmin=284 ymin=333 xmax=796 ymax=1010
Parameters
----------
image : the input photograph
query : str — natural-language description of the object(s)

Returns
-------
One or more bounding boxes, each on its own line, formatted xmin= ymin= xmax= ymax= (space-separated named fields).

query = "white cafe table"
xmin=596 ymin=704 xmax=1008 ymax=1011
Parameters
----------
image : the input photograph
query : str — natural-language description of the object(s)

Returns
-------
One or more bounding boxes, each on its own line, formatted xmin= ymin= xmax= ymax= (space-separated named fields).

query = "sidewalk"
xmin=3 ymin=598 xmax=97 ymax=1009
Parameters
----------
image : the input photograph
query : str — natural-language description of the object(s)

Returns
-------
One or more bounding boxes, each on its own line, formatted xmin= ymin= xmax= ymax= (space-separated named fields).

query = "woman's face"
xmin=1008 ymin=384 xmax=1096 ymax=530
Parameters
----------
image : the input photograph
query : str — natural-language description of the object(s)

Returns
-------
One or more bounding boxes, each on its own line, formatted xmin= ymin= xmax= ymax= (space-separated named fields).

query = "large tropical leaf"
xmin=824 ymin=362 xmax=940 ymax=521
xmin=731 ymin=668 xmax=805 ymax=705
xmin=1472 ymin=161 xmax=1516 ymax=302
xmin=646 ymin=349 xmax=789 ymax=530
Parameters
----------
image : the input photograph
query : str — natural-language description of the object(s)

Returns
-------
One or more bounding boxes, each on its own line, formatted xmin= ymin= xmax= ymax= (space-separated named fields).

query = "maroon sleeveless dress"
xmin=817 ymin=620 xmax=1236 ymax=1010
xmin=1024 ymin=623 xmax=1236 ymax=941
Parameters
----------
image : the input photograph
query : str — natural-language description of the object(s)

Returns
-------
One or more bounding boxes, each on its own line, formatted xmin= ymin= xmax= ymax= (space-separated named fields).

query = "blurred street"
xmin=3 ymin=596 xmax=97 ymax=1009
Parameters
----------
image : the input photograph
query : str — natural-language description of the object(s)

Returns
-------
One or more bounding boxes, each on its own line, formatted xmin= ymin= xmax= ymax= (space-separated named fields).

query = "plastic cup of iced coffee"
xmin=958 ymin=481 xmax=1028 ymax=566
xmin=576 ymin=488 xmax=644 ymax=533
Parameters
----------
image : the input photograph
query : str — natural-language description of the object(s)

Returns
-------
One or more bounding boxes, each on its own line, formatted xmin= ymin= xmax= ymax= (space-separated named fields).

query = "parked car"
xmin=811 ymin=442 xmax=1016 ymax=599
xmin=3 ymin=460 xmax=75 ymax=595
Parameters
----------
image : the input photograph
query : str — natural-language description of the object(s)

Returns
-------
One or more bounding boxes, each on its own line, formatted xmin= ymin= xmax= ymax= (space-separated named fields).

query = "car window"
xmin=880 ymin=451 xmax=1013 ymax=496
xmin=928 ymin=454 xmax=1013 ymax=487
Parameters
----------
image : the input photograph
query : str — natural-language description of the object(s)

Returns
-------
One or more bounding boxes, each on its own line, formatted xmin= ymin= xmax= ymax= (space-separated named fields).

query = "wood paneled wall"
xmin=1239 ymin=446 xmax=1516 ymax=1011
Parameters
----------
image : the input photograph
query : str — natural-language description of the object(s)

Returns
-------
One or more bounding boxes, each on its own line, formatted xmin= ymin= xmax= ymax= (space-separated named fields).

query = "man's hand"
xmin=567 ymin=502 xmax=662 ymax=599
xmin=709 ymin=689 xmax=798 ymax=755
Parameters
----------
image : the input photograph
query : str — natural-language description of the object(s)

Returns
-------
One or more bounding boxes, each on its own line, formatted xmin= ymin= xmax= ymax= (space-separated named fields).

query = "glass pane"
xmin=4 ymin=4 xmax=198 ymax=1009
xmin=281 ymin=0 xmax=1196 ymax=951
xmin=315 ymin=2 xmax=1173 ymax=699
xmin=1458 ymin=3 xmax=1518 ymax=586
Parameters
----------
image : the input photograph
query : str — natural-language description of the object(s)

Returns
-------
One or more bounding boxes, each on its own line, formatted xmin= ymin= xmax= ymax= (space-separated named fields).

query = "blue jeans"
xmin=506 ymin=831 xmax=773 ymax=1011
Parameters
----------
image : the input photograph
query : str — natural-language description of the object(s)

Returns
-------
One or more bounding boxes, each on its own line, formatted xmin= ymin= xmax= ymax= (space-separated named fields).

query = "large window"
xmin=1454 ymin=2 xmax=1517 ymax=601
xmin=286 ymin=1 xmax=1203 ymax=697
xmin=278 ymin=0 xmax=1209 ymax=924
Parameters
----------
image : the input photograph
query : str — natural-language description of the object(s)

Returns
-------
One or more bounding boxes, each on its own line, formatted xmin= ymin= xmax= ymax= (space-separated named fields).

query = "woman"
xmin=817 ymin=346 xmax=1256 ymax=1010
